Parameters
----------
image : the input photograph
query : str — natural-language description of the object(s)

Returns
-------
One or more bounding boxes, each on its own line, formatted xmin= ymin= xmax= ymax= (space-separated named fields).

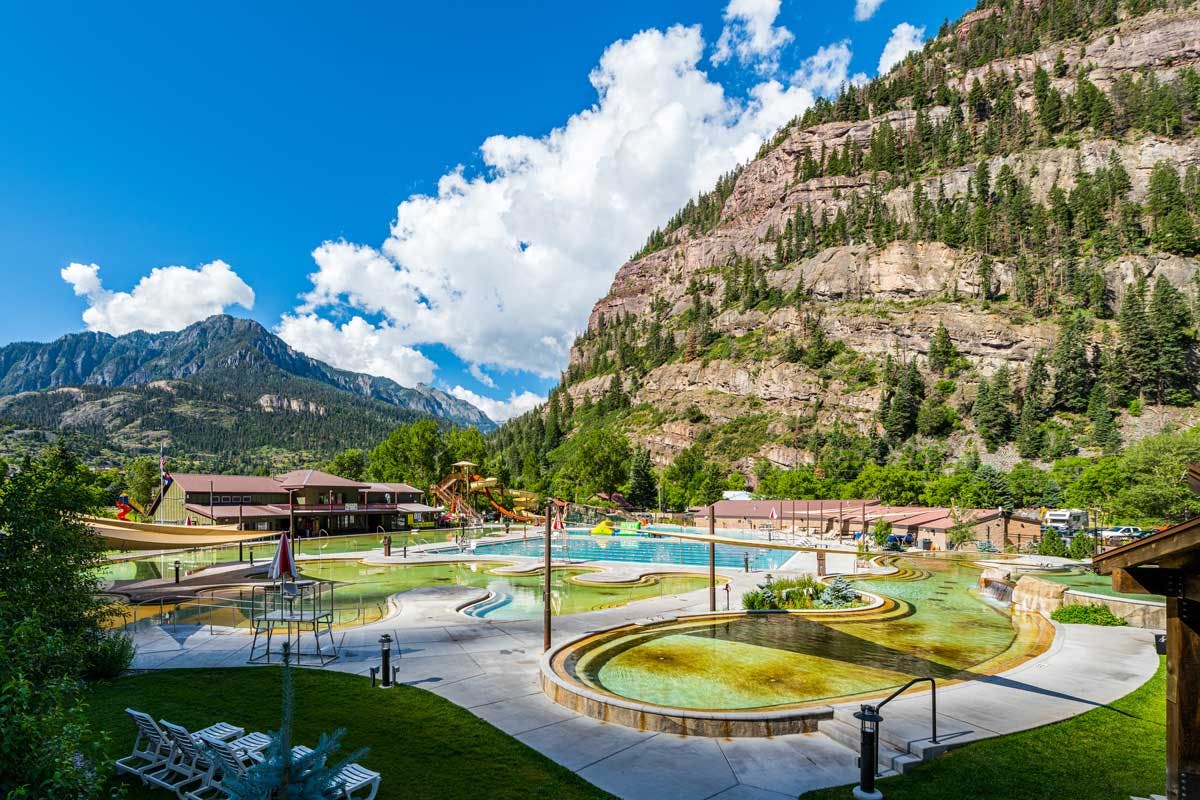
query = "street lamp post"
xmin=379 ymin=633 xmax=393 ymax=688
xmin=853 ymin=704 xmax=884 ymax=800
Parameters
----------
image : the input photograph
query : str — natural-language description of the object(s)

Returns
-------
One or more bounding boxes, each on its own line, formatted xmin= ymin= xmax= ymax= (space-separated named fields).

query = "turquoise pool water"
xmin=459 ymin=534 xmax=797 ymax=569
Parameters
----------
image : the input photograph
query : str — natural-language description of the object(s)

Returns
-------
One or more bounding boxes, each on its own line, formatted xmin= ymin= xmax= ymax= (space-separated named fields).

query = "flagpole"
xmin=157 ymin=442 xmax=163 ymax=524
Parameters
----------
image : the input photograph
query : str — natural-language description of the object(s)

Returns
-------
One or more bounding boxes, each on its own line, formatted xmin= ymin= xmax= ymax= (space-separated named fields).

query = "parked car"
xmin=1099 ymin=525 xmax=1143 ymax=541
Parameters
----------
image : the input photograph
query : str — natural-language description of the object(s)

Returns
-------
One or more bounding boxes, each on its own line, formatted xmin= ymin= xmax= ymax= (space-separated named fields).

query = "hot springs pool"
xmin=549 ymin=556 xmax=1052 ymax=715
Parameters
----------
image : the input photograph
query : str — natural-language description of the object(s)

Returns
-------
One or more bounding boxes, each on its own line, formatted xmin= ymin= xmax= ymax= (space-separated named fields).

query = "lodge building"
xmin=693 ymin=499 xmax=1042 ymax=551
xmin=155 ymin=469 xmax=439 ymax=533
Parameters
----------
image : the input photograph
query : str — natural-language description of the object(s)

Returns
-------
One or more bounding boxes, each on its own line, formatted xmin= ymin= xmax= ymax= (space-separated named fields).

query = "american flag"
xmin=160 ymin=452 xmax=173 ymax=490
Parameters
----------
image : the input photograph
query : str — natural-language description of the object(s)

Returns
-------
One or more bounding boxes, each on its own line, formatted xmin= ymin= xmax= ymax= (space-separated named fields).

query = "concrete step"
xmin=831 ymin=705 xmax=955 ymax=761
xmin=818 ymin=719 xmax=923 ymax=775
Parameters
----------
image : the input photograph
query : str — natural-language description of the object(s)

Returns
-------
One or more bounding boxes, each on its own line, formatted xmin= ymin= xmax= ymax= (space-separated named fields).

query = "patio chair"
xmin=143 ymin=719 xmax=244 ymax=798
xmin=115 ymin=709 xmax=173 ymax=779
xmin=183 ymin=733 xmax=271 ymax=800
xmin=289 ymin=745 xmax=382 ymax=800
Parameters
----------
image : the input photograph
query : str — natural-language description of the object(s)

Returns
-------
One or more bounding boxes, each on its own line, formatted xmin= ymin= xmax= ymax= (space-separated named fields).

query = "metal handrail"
xmin=853 ymin=676 xmax=938 ymax=797
xmin=874 ymin=676 xmax=938 ymax=743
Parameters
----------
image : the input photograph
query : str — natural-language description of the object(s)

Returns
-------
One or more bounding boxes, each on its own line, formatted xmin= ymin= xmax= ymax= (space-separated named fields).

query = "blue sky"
xmin=0 ymin=0 xmax=967 ymax=420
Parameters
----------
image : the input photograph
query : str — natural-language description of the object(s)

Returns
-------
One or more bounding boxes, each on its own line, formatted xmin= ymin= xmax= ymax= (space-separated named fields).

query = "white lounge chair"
xmin=183 ymin=733 xmax=271 ymax=800
xmin=289 ymin=745 xmax=381 ymax=800
xmin=115 ymin=709 xmax=173 ymax=779
xmin=143 ymin=719 xmax=244 ymax=797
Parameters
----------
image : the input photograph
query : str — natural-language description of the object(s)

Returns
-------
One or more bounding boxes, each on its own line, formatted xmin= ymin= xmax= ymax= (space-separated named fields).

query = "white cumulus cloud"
xmin=275 ymin=313 xmax=436 ymax=387
xmin=877 ymin=22 xmax=924 ymax=74
xmin=712 ymin=0 xmax=794 ymax=73
xmin=60 ymin=260 xmax=254 ymax=336
xmin=468 ymin=364 xmax=497 ymax=389
xmin=792 ymin=41 xmax=867 ymax=96
xmin=293 ymin=23 xmax=823 ymax=384
xmin=854 ymin=0 xmax=885 ymax=22
xmin=448 ymin=386 xmax=545 ymax=423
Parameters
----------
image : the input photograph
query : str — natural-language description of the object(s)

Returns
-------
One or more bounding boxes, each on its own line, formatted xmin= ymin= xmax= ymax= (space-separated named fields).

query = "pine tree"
xmin=626 ymin=449 xmax=658 ymax=509
xmin=1117 ymin=276 xmax=1153 ymax=396
xmin=975 ymin=367 xmax=1014 ymax=451
xmin=927 ymin=321 xmax=958 ymax=374
xmin=1148 ymin=275 xmax=1195 ymax=403
xmin=1087 ymin=384 xmax=1121 ymax=454
xmin=884 ymin=361 xmax=925 ymax=441
xmin=224 ymin=644 xmax=364 ymax=799
xmin=1014 ymin=397 xmax=1044 ymax=459
xmin=1052 ymin=314 xmax=1093 ymax=411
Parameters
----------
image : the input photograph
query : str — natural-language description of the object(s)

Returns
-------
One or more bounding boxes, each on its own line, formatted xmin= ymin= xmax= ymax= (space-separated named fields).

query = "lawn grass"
xmin=87 ymin=667 xmax=613 ymax=800
xmin=801 ymin=656 xmax=1167 ymax=800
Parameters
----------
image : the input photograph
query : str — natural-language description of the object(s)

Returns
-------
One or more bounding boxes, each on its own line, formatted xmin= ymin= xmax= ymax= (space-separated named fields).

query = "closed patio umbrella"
xmin=268 ymin=532 xmax=297 ymax=581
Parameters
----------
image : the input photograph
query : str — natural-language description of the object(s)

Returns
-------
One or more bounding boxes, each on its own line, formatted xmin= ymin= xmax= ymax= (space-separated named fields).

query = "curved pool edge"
xmin=538 ymin=599 xmax=893 ymax=738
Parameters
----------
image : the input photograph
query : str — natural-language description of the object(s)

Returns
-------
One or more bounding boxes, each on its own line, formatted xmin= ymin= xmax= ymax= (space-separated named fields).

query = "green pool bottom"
xmin=299 ymin=560 xmax=714 ymax=623
xmin=98 ymin=529 xmax=510 ymax=582
xmin=564 ymin=557 xmax=1051 ymax=712
xmin=116 ymin=561 xmax=715 ymax=629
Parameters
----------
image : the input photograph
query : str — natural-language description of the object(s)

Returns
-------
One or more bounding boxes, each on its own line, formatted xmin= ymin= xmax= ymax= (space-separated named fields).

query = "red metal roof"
xmin=172 ymin=474 xmax=289 ymax=494
xmin=276 ymin=469 xmax=369 ymax=490
xmin=364 ymin=482 xmax=422 ymax=494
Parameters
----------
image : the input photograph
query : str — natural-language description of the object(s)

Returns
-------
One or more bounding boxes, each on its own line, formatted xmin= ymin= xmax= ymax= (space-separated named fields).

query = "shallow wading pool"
xmin=542 ymin=556 xmax=1055 ymax=736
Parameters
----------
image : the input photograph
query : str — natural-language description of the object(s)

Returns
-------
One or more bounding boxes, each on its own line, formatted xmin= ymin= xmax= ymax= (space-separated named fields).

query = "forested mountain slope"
xmin=489 ymin=0 xmax=1200 ymax=522
xmin=0 ymin=315 xmax=491 ymax=470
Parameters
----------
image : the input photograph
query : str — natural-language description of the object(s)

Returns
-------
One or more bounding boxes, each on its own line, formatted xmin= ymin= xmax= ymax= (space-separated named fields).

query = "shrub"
xmin=1051 ymin=603 xmax=1127 ymax=626
xmin=741 ymin=590 xmax=768 ymax=610
xmin=1067 ymin=533 xmax=1095 ymax=561
xmin=0 ymin=615 xmax=111 ymax=799
xmin=1037 ymin=529 xmax=1069 ymax=557
xmin=85 ymin=631 xmax=136 ymax=680
xmin=818 ymin=576 xmax=859 ymax=608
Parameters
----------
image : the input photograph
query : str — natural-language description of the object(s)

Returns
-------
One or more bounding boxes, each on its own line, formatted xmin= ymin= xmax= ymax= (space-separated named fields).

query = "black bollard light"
xmin=249 ymin=546 xmax=254 ymax=566
xmin=173 ymin=560 xmax=181 ymax=584
xmin=743 ymin=552 xmax=750 ymax=573
xmin=853 ymin=704 xmax=884 ymax=800
xmin=379 ymin=633 xmax=393 ymax=688
xmin=239 ymin=542 xmax=244 ymax=562
xmin=384 ymin=535 xmax=392 ymax=558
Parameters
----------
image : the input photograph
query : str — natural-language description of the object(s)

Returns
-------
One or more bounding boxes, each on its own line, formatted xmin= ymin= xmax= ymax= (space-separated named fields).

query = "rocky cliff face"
xmin=556 ymin=1 xmax=1200 ymax=476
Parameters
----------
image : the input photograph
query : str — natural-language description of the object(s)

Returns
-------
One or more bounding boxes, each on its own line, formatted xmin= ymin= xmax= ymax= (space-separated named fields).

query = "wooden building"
xmin=156 ymin=469 xmax=438 ymax=532
xmin=1093 ymin=463 xmax=1200 ymax=800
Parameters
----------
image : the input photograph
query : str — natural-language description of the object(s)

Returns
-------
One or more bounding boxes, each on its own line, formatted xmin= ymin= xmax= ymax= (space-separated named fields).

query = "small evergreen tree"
xmin=626 ymin=449 xmax=658 ymax=509
xmin=224 ymin=645 xmax=365 ymax=799
xmin=927 ymin=322 xmax=958 ymax=374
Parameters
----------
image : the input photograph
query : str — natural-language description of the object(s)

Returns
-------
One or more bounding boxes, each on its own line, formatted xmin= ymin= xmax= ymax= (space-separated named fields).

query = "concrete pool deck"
xmin=121 ymin=553 xmax=1160 ymax=800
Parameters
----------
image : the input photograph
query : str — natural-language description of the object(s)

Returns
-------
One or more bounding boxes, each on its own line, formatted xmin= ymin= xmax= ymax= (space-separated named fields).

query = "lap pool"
xmin=456 ymin=534 xmax=799 ymax=570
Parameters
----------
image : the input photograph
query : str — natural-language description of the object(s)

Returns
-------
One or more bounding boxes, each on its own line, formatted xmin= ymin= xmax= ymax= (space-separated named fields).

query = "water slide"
xmin=479 ymin=484 xmax=535 ymax=522
xmin=115 ymin=493 xmax=148 ymax=521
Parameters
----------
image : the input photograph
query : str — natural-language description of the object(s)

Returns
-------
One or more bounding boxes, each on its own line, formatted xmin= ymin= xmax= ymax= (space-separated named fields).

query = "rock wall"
xmin=1012 ymin=574 xmax=1166 ymax=628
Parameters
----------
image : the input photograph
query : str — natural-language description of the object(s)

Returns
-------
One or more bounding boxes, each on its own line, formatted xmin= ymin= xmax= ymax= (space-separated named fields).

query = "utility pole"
xmin=708 ymin=505 xmax=717 ymax=612
xmin=543 ymin=503 xmax=553 ymax=653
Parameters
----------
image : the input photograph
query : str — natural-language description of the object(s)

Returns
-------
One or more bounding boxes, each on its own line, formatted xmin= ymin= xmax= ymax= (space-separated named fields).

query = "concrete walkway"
xmin=123 ymin=554 xmax=1160 ymax=800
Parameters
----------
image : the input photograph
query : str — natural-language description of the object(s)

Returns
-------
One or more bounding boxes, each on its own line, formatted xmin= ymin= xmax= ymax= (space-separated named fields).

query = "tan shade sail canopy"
xmin=84 ymin=515 xmax=271 ymax=550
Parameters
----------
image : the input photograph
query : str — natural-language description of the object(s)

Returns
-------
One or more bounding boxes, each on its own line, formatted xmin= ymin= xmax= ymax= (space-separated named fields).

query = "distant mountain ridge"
xmin=0 ymin=315 xmax=490 ymax=429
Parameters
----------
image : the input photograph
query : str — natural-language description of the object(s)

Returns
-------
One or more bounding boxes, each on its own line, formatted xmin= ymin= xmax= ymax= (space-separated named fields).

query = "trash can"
xmin=920 ymin=538 xmax=932 ymax=551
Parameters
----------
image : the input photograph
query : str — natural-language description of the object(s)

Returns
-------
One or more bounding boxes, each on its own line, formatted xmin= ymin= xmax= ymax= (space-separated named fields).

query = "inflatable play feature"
xmin=590 ymin=518 xmax=643 ymax=536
